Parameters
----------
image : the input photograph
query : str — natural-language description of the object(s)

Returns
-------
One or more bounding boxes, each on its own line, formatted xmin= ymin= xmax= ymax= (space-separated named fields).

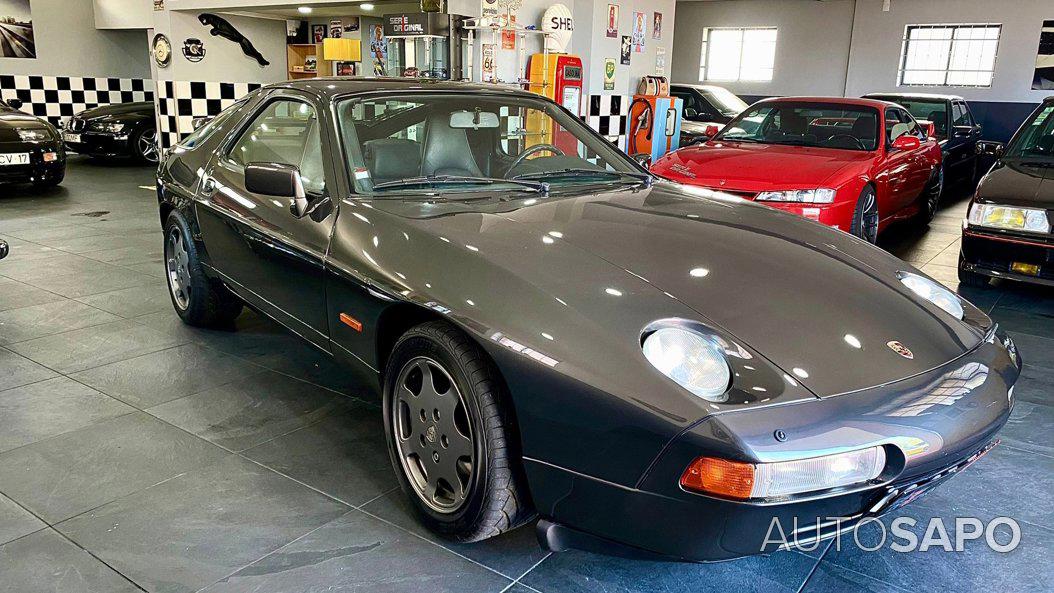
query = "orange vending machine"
xmin=525 ymin=54 xmax=583 ymax=154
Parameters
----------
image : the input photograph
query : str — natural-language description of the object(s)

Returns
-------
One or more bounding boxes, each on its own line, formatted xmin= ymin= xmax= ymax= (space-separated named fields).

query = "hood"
xmin=0 ymin=110 xmax=49 ymax=130
xmin=976 ymin=159 xmax=1054 ymax=208
xmin=655 ymin=142 xmax=872 ymax=191
xmin=76 ymin=102 xmax=153 ymax=121
xmin=363 ymin=182 xmax=989 ymax=399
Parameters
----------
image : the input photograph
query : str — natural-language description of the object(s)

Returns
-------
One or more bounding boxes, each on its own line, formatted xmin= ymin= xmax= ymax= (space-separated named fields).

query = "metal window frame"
xmin=897 ymin=23 xmax=1002 ymax=88
xmin=699 ymin=26 xmax=777 ymax=83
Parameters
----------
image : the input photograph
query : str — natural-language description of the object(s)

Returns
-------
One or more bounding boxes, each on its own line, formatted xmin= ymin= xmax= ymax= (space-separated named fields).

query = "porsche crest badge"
xmin=887 ymin=340 xmax=914 ymax=359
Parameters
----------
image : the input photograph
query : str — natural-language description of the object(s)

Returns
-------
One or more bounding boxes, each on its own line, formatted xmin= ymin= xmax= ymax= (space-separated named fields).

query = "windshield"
xmin=336 ymin=93 xmax=642 ymax=195
xmin=717 ymin=103 xmax=880 ymax=151
xmin=872 ymin=98 xmax=947 ymax=137
xmin=1005 ymin=104 xmax=1054 ymax=159
xmin=701 ymin=87 xmax=748 ymax=116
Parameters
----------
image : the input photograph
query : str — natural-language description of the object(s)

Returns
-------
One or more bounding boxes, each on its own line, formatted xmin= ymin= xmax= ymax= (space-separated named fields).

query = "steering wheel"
xmin=505 ymin=143 xmax=565 ymax=177
xmin=826 ymin=134 xmax=865 ymax=150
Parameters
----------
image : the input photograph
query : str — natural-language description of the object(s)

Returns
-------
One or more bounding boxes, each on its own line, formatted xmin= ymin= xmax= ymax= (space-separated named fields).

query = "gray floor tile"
xmin=243 ymin=402 xmax=396 ymax=506
xmin=149 ymin=370 xmax=349 ymax=452
xmin=990 ymin=306 xmax=1054 ymax=338
xmin=70 ymin=343 xmax=262 ymax=409
xmin=802 ymin=562 xmax=912 ymax=593
xmin=0 ymin=252 xmax=106 ymax=281
xmin=74 ymin=282 xmax=173 ymax=318
xmin=5 ymin=224 xmax=112 ymax=244
xmin=0 ymin=493 xmax=44 ymax=545
xmin=57 ymin=455 xmax=349 ymax=593
xmin=0 ymin=300 xmax=120 ymax=344
xmin=0 ymin=377 xmax=133 ymax=454
xmin=0 ymin=412 xmax=227 ymax=522
xmin=0 ymin=278 xmax=65 ymax=312
xmin=21 ymin=265 xmax=156 ymax=298
xmin=7 ymin=319 xmax=186 ymax=374
xmin=1011 ymin=364 xmax=1054 ymax=405
xmin=0 ymin=529 xmax=139 ymax=593
xmin=199 ymin=510 xmax=512 ymax=593
xmin=363 ymin=490 xmax=547 ymax=579
xmin=0 ymin=347 xmax=57 ymax=391
xmin=1008 ymin=332 xmax=1054 ymax=370
xmin=1001 ymin=401 xmax=1053 ymax=457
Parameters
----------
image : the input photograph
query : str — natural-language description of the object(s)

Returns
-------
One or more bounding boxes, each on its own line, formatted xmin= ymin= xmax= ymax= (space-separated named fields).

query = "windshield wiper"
xmin=372 ymin=175 xmax=548 ymax=193
xmin=513 ymin=168 xmax=651 ymax=184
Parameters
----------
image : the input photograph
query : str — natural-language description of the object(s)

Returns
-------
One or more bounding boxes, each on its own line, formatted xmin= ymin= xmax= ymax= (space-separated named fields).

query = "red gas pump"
xmin=526 ymin=54 xmax=583 ymax=154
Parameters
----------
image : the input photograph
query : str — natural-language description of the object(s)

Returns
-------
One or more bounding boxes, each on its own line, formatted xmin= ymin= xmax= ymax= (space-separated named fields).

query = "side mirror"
xmin=975 ymin=140 xmax=1004 ymax=157
xmin=191 ymin=116 xmax=213 ymax=131
xmin=891 ymin=135 xmax=921 ymax=151
xmin=953 ymin=125 xmax=974 ymax=138
xmin=245 ymin=162 xmax=309 ymax=217
xmin=6 ymin=98 xmax=22 ymax=110
xmin=703 ymin=124 xmax=721 ymax=138
xmin=631 ymin=153 xmax=652 ymax=169
xmin=0 ymin=239 xmax=8 ymax=260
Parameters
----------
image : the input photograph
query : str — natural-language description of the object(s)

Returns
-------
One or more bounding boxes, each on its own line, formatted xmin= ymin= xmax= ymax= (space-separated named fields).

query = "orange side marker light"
xmin=339 ymin=313 xmax=363 ymax=332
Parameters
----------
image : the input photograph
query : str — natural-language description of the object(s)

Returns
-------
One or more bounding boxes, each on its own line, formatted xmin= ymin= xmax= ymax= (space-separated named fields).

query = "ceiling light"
xmin=297 ymin=6 xmax=313 ymax=14
xmin=360 ymin=3 xmax=375 ymax=10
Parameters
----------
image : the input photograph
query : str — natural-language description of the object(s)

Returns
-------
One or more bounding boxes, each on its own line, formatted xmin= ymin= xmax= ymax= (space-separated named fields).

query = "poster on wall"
xmin=369 ymin=24 xmax=387 ymax=75
xmin=330 ymin=20 xmax=343 ymax=38
xmin=620 ymin=35 xmax=631 ymax=65
xmin=605 ymin=4 xmax=618 ymax=39
xmin=344 ymin=17 xmax=360 ymax=33
xmin=482 ymin=44 xmax=496 ymax=82
xmin=604 ymin=58 xmax=616 ymax=91
xmin=631 ymin=11 xmax=645 ymax=53
xmin=1034 ymin=20 xmax=1054 ymax=90
xmin=652 ymin=12 xmax=662 ymax=40
xmin=655 ymin=46 xmax=666 ymax=76
xmin=312 ymin=24 xmax=327 ymax=43
xmin=0 ymin=0 xmax=34 ymax=58
xmin=501 ymin=15 xmax=516 ymax=50
xmin=336 ymin=61 xmax=356 ymax=76
xmin=481 ymin=0 xmax=498 ymax=24
xmin=153 ymin=0 xmax=164 ymax=11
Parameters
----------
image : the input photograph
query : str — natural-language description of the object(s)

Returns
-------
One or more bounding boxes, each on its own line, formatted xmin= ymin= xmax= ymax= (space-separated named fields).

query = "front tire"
xmin=133 ymin=127 xmax=160 ymax=163
xmin=383 ymin=321 xmax=533 ymax=542
xmin=849 ymin=185 xmax=879 ymax=243
xmin=163 ymin=211 xmax=243 ymax=326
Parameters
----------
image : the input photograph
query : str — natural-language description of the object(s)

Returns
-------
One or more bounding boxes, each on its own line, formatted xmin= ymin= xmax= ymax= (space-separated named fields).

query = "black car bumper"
xmin=63 ymin=131 xmax=134 ymax=158
xmin=528 ymin=337 xmax=1018 ymax=561
xmin=960 ymin=227 xmax=1054 ymax=287
xmin=0 ymin=141 xmax=65 ymax=184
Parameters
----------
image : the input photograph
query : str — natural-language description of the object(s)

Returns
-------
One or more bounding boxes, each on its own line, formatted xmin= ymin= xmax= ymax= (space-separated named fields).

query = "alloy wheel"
xmin=139 ymin=129 xmax=159 ymax=163
xmin=165 ymin=228 xmax=192 ymax=310
xmin=926 ymin=168 xmax=944 ymax=218
xmin=392 ymin=357 xmax=475 ymax=514
xmin=859 ymin=190 xmax=879 ymax=243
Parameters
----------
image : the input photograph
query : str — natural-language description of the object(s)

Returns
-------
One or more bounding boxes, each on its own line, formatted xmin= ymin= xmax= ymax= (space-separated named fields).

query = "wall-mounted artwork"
xmin=198 ymin=13 xmax=269 ymax=66
xmin=631 ymin=11 xmax=645 ymax=53
xmin=0 ymin=0 xmax=34 ymax=58
xmin=329 ymin=20 xmax=342 ymax=39
xmin=620 ymin=35 xmax=631 ymax=65
xmin=652 ymin=12 xmax=662 ymax=40
xmin=344 ymin=17 xmax=360 ymax=34
xmin=606 ymin=4 xmax=618 ymax=39
xmin=655 ymin=46 xmax=666 ymax=76
xmin=1034 ymin=20 xmax=1054 ymax=90
xmin=369 ymin=24 xmax=387 ymax=75
xmin=313 ymin=24 xmax=327 ymax=43
xmin=604 ymin=58 xmax=616 ymax=91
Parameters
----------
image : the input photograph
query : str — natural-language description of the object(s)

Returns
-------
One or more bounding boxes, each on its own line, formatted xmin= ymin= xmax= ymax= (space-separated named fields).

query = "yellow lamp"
xmin=321 ymin=38 xmax=361 ymax=62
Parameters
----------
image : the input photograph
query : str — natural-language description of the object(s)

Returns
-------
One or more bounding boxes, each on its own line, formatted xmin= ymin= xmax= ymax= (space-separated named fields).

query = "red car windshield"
xmin=717 ymin=103 xmax=880 ymax=151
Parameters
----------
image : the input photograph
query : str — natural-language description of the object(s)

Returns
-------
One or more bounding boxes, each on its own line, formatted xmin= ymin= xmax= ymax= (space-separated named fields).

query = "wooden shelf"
xmin=287 ymin=44 xmax=319 ymax=81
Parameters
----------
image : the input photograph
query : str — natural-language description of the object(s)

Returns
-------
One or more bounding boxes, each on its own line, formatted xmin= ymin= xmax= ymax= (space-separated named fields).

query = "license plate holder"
xmin=0 ymin=153 xmax=30 ymax=166
xmin=63 ymin=132 xmax=82 ymax=144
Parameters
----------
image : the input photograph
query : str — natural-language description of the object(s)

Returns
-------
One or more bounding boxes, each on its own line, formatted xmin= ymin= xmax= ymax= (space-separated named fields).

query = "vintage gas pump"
xmin=628 ymin=75 xmax=683 ymax=161
xmin=519 ymin=4 xmax=581 ymax=154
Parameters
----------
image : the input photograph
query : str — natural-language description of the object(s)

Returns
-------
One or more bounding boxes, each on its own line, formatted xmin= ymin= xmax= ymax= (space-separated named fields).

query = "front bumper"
xmin=961 ymin=226 xmax=1054 ymax=287
xmin=0 ymin=141 xmax=65 ymax=184
xmin=63 ymin=130 xmax=133 ymax=158
xmin=528 ymin=334 xmax=1019 ymax=561
xmin=759 ymin=199 xmax=858 ymax=233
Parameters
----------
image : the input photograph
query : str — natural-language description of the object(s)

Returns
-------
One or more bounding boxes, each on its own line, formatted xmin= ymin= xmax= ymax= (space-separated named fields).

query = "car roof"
xmin=262 ymin=77 xmax=541 ymax=101
xmin=1044 ymin=95 xmax=1054 ymax=104
xmin=863 ymin=92 xmax=963 ymax=101
xmin=671 ymin=83 xmax=733 ymax=93
xmin=758 ymin=96 xmax=888 ymax=109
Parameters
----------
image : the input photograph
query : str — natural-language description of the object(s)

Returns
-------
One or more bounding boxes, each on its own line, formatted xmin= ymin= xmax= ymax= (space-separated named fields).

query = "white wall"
xmin=153 ymin=10 xmax=288 ymax=84
xmin=846 ymin=0 xmax=1052 ymax=103
xmin=0 ymin=0 xmax=150 ymax=78
xmin=94 ymin=0 xmax=152 ymax=29
xmin=587 ymin=0 xmax=677 ymax=97
xmin=670 ymin=0 xmax=854 ymax=97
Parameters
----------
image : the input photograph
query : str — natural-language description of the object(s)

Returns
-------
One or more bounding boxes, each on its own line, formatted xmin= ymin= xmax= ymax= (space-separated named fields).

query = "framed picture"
xmin=631 ymin=12 xmax=645 ymax=53
xmin=0 ymin=0 xmax=34 ymax=58
xmin=604 ymin=58 xmax=616 ymax=90
xmin=336 ymin=61 xmax=356 ymax=76
xmin=312 ymin=24 xmax=326 ymax=43
xmin=344 ymin=17 xmax=360 ymax=33
xmin=1034 ymin=20 xmax=1054 ymax=90
xmin=652 ymin=12 xmax=662 ymax=40
xmin=620 ymin=35 xmax=631 ymax=65
xmin=606 ymin=4 xmax=618 ymax=38
xmin=329 ymin=20 xmax=342 ymax=38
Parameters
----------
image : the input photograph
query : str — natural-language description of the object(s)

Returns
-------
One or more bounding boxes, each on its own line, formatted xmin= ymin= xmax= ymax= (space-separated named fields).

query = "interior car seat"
xmin=421 ymin=111 xmax=483 ymax=177
xmin=851 ymin=115 xmax=877 ymax=146
xmin=363 ymin=138 xmax=423 ymax=184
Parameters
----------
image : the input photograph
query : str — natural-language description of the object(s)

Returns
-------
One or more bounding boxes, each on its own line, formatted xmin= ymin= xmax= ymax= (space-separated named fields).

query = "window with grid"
xmin=699 ymin=27 xmax=777 ymax=82
xmin=898 ymin=24 xmax=1001 ymax=87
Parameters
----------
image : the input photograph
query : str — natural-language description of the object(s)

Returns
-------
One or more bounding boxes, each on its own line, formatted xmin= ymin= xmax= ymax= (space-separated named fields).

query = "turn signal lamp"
xmin=680 ymin=447 xmax=886 ymax=500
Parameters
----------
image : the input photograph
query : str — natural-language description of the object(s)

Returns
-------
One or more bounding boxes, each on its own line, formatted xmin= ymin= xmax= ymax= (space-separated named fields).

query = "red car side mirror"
xmin=892 ymin=135 xmax=921 ymax=151
xmin=703 ymin=124 xmax=721 ymax=138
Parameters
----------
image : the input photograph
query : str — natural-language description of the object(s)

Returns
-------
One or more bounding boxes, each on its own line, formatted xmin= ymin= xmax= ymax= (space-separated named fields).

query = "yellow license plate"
xmin=984 ymin=207 xmax=1026 ymax=228
xmin=1011 ymin=262 xmax=1041 ymax=276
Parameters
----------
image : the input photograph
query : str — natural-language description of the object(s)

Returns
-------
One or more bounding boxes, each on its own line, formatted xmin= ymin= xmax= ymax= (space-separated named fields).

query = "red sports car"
xmin=652 ymin=97 xmax=943 ymax=243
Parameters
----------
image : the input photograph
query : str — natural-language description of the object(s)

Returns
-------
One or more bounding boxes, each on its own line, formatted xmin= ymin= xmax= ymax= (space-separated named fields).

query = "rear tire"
xmin=163 ymin=211 xmax=243 ymax=327
xmin=383 ymin=320 xmax=534 ymax=543
xmin=849 ymin=185 xmax=879 ymax=244
xmin=916 ymin=167 xmax=943 ymax=225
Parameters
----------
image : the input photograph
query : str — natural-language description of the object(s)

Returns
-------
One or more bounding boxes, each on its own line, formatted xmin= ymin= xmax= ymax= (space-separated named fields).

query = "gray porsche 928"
xmin=156 ymin=79 xmax=1019 ymax=561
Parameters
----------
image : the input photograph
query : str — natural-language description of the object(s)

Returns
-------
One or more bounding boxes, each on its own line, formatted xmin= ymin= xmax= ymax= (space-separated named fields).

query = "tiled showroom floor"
xmin=0 ymin=157 xmax=1050 ymax=593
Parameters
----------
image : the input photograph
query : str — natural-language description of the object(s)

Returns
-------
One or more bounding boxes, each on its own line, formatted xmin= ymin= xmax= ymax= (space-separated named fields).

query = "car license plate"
xmin=63 ymin=132 xmax=81 ymax=144
xmin=0 ymin=153 xmax=29 ymax=166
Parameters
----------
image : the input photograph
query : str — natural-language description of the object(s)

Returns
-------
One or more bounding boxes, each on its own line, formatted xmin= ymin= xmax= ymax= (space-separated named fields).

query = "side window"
xmin=884 ymin=108 xmax=902 ymax=143
xmin=229 ymin=99 xmax=326 ymax=194
xmin=899 ymin=109 xmax=925 ymax=139
xmin=674 ymin=92 xmax=699 ymax=117
xmin=953 ymin=102 xmax=973 ymax=127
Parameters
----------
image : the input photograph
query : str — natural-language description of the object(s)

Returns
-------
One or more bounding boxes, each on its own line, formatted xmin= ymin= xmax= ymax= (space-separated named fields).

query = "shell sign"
xmin=542 ymin=4 xmax=574 ymax=53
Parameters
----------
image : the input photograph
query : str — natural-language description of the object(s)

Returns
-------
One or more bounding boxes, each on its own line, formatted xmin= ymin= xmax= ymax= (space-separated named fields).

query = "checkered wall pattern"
xmin=155 ymin=80 xmax=263 ymax=150
xmin=585 ymin=94 xmax=630 ymax=152
xmin=0 ymin=75 xmax=152 ymax=129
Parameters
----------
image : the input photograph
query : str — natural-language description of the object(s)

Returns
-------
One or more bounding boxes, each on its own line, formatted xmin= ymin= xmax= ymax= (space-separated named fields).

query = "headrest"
xmin=363 ymin=138 xmax=421 ymax=180
xmin=851 ymin=115 xmax=876 ymax=138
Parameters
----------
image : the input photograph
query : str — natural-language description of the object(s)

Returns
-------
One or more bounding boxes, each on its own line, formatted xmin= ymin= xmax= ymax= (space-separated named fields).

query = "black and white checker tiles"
xmin=0 ymin=75 xmax=152 ymax=129
xmin=155 ymin=80 xmax=262 ymax=150
xmin=586 ymin=94 xmax=630 ymax=152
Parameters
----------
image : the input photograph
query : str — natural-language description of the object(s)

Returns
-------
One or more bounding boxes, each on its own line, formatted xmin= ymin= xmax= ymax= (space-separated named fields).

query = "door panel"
xmin=197 ymin=95 xmax=337 ymax=347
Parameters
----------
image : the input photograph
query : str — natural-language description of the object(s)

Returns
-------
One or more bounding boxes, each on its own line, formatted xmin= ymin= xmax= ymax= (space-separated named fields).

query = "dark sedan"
xmin=0 ymin=99 xmax=65 ymax=187
xmin=63 ymin=101 xmax=159 ymax=163
xmin=671 ymin=84 xmax=749 ymax=145
xmin=156 ymin=78 xmax=1018 ymax=561
xmin=959 ymin=96 xmax=1054 ymax=288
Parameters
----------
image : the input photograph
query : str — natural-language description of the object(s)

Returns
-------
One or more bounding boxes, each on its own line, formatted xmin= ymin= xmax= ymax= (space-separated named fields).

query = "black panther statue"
xmin=198 ymin=13 xmax=269 ymax=67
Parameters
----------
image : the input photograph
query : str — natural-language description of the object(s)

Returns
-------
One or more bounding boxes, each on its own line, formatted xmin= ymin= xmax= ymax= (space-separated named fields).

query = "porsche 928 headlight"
xmin=967 ymin=203 xmax=1050 ymax=234
xmin=89 ymin=122 xmax=126 ymax=133
xmin=755 ymin=188 xmax=836 ymax=204
xmin=642 ymin=327 xmax=731 ymax=401
xmin=17 ymin=128 xmax=49 ymax=142
xmin=898 ymin=271 xmax=964 ymax=320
